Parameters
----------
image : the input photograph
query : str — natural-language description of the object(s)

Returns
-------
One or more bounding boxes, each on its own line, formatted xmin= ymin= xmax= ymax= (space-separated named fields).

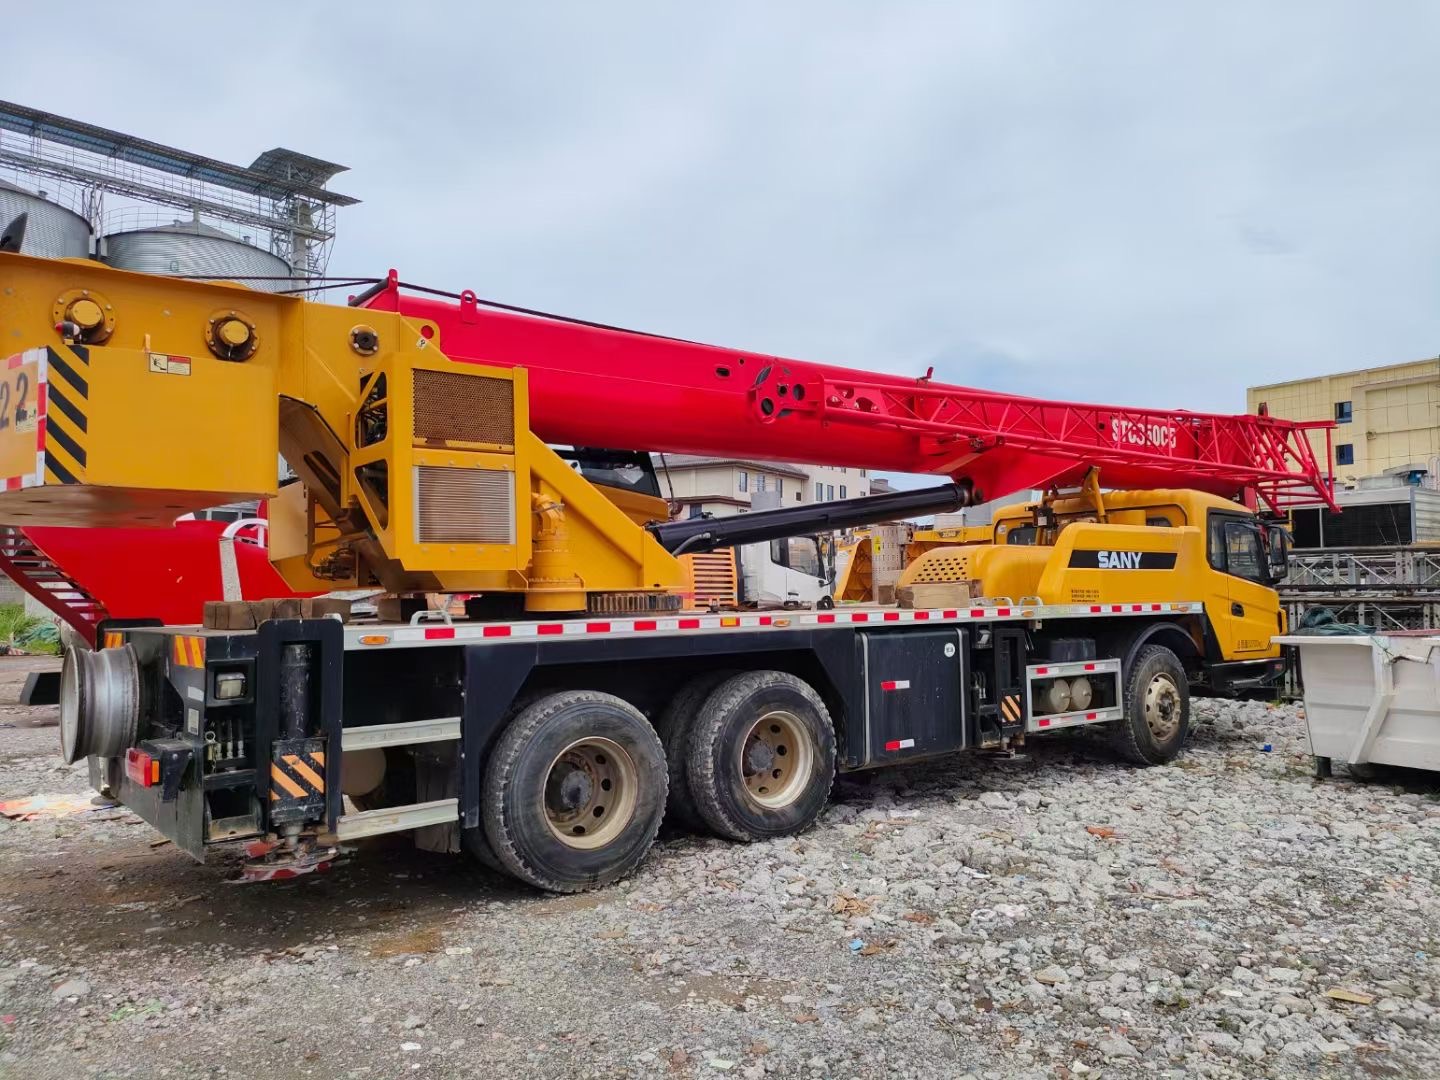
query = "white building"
xmin=655 ymin=455 xmax=879 ymax=518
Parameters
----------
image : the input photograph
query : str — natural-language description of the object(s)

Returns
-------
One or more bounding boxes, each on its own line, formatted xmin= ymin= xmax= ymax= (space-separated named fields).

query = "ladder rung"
xmin=341 ymin=717 xmax=461 ymax=751
xmin=335 ymin=798 xmax=457 ymax=841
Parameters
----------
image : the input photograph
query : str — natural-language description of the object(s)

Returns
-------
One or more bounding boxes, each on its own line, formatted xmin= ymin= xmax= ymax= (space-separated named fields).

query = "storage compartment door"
xmin=860 ymin=628 xmax=966 ymax=764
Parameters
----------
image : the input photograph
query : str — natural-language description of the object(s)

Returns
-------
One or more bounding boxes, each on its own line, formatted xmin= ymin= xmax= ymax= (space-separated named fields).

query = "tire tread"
xmin=653 ymin=671 xmax=733 ymax=833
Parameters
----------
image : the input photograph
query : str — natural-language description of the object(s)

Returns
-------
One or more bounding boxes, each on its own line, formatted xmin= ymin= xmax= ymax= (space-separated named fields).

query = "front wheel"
xmin=482 ymin=691 xmax=667 ymax=892
xmin=1111 ymin=645 xmax=1190 ymax=765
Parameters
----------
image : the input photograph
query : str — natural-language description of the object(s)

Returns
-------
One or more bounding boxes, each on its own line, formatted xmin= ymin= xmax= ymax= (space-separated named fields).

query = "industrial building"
xmin=1250 ymin=358 xmax=1440 ymax=634
xmin=1247 ymin=356 xmax=1440 ymax=483
xmin=1247 ymin=356 xmax=1440 ymax=549
xmin=0 ymin=100 xmax=356 ymax=289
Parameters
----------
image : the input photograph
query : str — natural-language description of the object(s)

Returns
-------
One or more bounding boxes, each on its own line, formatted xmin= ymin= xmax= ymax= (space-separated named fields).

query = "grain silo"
xmin=103 ymin=217 xmax=294 ymax=292
xmin=0 ymin=179 xmax=90 ymax=259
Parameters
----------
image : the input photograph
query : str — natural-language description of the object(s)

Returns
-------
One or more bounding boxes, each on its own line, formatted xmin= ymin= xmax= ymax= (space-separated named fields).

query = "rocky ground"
xmin=1 ymin=657 xmax=1438 ymax=1079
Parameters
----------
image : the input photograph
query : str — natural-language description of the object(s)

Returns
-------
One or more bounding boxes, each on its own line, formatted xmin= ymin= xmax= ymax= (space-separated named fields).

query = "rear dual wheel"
xmin=682 ymin=671 xmax=837 ymax=842
xmin=475 ymin=672 xmax=836 ymax=892
xmin=480 ymin=691 xmax=667 ymax=893
xmin=652 ymin=670 xmax=733 ymax=832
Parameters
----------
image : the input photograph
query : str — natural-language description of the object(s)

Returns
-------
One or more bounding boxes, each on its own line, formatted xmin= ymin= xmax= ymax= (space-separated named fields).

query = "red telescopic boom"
xmin=360 ymin=276 xmax=1337 ymax=513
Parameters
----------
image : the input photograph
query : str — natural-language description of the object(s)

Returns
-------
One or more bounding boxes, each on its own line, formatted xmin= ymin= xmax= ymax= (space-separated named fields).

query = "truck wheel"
xmin=1112 ymin=645 xmax=1189 ymax=765
xmin=462 ymin=827 xmax=508 ymax=876
xmin=685 ymin=671 xmax=836 ymax=842
xmin=482 ymin=691 xmax=667 ymax=892
xmin=652 ymin=671 xmax=733 ymax=833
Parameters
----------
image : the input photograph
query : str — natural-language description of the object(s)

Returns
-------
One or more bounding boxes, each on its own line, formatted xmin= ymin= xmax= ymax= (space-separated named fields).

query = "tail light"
xmin=125 ymin=747 xmax=159 ymax=787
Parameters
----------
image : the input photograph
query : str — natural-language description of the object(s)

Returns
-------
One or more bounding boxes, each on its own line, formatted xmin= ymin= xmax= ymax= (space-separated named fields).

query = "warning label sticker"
xmin=149 ymin=353 xmax=192 ymax=376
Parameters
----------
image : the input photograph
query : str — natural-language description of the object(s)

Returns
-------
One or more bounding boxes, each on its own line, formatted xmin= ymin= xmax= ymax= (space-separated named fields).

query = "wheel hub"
xmin=740 ymin=710 xmax=814 ymax=810
xmin=1143 ymin=672 xmax=1182 ymax=742
xmin=543 ymin=737 xmax=639 ymax=850
xmin=547 ymin=765 xmax=596 ymax=814
xmin=745 ymin=739 xmax=776 ymax=774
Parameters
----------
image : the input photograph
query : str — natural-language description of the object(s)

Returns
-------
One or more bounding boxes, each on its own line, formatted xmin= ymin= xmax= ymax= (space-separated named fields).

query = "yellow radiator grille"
xmin=413 ymin=369 xmax=514 ymax=446
xmin=414 ymin=466 xmax=515 ymax=545
xmin=908 ymin=551 xmax=974 ymax=584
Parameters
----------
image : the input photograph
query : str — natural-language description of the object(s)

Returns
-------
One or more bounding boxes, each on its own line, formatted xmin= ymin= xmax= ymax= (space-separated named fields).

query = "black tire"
xmin=685 ymin=671 xmax=836 ymax=842
xmin=482 ymin=691 xmax=667 ymax=892
xmin=1112 ymin=644 xmax=1190 ymax=765
xmin=652 ymin=671 xmax=734 ymax=833
xmin=463 ymin=689 xmax=547 ymax=878
xmin=462 ymin=826 xmax=508 ymax=875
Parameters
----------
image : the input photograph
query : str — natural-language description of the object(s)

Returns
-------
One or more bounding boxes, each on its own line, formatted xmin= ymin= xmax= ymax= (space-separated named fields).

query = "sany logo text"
xmin=1097 ymin=550 xmax=1143 ymax=569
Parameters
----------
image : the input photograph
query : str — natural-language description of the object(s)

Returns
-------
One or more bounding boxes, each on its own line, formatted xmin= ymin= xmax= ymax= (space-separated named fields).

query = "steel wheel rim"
xmin=543 ymin=737 xmax=638 ymax=850
xmin=740 ymin=709 xmax=813 ymax=809
xmin=59 ymin=649 xmax=81 ymax=764
xmin=1143 ymin=672 xmax=1182 ymax=742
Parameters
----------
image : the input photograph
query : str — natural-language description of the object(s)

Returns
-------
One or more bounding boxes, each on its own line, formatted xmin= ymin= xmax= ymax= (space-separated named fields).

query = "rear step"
xmin=333 ymin=718 xmax=463 ymax=839
xmin=336 ymin=798 xmax=459 ymax=841
xmin=340 ymin=716 xmax=460 ymax=751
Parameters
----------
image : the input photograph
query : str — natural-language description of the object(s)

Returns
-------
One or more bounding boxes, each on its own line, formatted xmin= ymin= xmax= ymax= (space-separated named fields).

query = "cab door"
xmin=1206 ymin=512 xmax=1281 ymax=659
xmin=766 ymin=535 xmax=829 ymax=606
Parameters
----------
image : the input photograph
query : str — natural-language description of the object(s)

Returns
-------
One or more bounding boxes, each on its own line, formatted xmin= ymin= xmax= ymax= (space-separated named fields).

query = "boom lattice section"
xmin=363 ymin=278 xmax=1336 ymax=512
xmin=784 ymin=374 xmax=1337 ymax=512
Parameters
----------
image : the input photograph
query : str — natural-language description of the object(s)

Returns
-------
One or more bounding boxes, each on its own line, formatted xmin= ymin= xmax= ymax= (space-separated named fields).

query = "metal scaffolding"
xmin=0 ymin=100 xmax=357 ymax=280
xmin=1282 ymin=546 xmax=1440 ymax=633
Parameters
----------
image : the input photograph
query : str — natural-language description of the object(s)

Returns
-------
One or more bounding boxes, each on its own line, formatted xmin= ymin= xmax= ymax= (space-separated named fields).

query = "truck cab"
xmin=903 ymin=488 xmax=1291 ymax=695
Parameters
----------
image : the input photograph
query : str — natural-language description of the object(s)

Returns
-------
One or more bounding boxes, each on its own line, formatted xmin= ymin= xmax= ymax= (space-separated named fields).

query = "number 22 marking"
xmin=0 ymin=372 xmax=32 ymax=432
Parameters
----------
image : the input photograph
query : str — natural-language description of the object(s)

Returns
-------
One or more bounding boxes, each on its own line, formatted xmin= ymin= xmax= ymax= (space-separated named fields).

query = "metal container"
xmin=0 ymin=180 xmax=91 ymax=259
xmin=103 ymin=220 xmax=292 ymax=292
xmin=1276 ymin=632 xmax=1440 ymax=773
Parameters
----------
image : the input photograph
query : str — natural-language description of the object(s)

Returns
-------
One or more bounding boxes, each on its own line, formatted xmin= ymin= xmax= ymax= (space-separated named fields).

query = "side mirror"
xmin=1265 ymin=524 xmax=1290 ymax=583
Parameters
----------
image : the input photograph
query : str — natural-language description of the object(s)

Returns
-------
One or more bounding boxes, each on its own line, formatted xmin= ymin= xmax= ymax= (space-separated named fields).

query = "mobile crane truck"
xmin=0 ymin=247 xmax=1335 ymax=891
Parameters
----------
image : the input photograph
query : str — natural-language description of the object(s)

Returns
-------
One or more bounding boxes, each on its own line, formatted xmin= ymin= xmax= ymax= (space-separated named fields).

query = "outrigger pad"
xmin=20 ymin=670 xmax=59 ymax=706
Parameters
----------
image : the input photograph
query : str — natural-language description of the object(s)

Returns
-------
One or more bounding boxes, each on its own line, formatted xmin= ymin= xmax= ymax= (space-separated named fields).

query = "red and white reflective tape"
xmin=1029 ymin=658 xmax=1116 ymax=679
xmin=343 ymin=601 xmax=1204 ymax=651
xmin=880 ymin=679 xmax=911 ymax=692
xmin=884 ymin=738 xmax=916 ymax=751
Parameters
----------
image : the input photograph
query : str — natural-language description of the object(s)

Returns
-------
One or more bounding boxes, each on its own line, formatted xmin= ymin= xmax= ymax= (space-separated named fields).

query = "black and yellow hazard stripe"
xmin=43 ymin=344 xmax=88 ymax=486
xmin=1000 ymin=694 xmax=1023 ymax=724
xmin=269 ymin=749 xmax=326 ymax=802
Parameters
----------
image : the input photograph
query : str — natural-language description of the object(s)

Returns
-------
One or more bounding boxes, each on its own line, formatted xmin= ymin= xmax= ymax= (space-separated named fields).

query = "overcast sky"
xmin=7 ymin=2 xmax=1439 ymax=423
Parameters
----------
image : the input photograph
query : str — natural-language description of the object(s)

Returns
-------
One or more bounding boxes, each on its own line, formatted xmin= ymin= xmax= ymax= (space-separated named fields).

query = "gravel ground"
xmin=1 ymin=655 xmax=1439 ymax=1079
